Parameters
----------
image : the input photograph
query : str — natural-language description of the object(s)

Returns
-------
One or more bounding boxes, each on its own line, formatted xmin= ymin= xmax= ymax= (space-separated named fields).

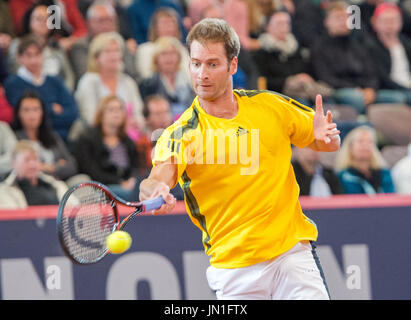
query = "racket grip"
xmin=143 ymin=196 xmax=166 ymax=212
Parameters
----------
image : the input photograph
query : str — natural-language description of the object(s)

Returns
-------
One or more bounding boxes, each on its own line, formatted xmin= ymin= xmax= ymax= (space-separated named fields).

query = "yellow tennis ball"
xmin=106 ymin=231 xmax=132 ymax=254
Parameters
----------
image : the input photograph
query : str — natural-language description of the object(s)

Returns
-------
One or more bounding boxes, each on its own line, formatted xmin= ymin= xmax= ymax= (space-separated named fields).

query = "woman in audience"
xmin=254 ymin=10 xmax=333 ymax=105
xmin=74 ymin=31 xmax=144 ymax=140
xmin=72 ymin=95 xmax=143 ymax=201
xmin=12 ymin=91 xmax=79 ymax=183
xmin=8 ymin=2 xmax=75 ymax=90
xmin=139 ymin=36 xmax=195 ymax=119
xmin=335 ymin=125 xmax=395 ymax=194
xmin=135 ymin=7 xmax=190 ymax=80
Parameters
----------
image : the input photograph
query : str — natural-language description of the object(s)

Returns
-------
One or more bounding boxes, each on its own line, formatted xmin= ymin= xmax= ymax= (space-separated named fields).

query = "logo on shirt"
xmin=236 ymin=126 xmax=249 ymax=137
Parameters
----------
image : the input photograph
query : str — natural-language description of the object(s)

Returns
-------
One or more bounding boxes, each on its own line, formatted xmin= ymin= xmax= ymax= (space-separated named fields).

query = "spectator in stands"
xmin=365 ymin=2 xmax=411 ymax=105
xmin=127 ymin=0 xmax=186 ymax=45
xmin=257 ymin=0 xmax=277 ymax=30
xmin=292 ymin=146 xmax=343 ymax=197
xmin=0 ymin=121 xmax=17 ymax=179
xmin=74 ymin=31 xmax=144 ymax=140
xmin=0 ymin=0 xmax=15 ymax=52
xmin=136 ymin=7 xmax=190 ymax=80
xmin=9 ymin=0 xmax=87 ymax=51
xmin=8 ymin=2 xmax=75 ymax=90
xmin=392 ymin=142 xmax=411 ymax=194
xmin=0 ymin=140 xmax=68 ymax=209
xmin=135 ymin=94 xmax=184 ymax=200
xmin=335 ymin=125 xmax=395 ymax=194
xmin=69 ymin=1 xmax=139 ymax=85
xmin=254 ymin=10 xmax=333 ymax=104
xmin=72 ymin=95 xmax=143 ymax=201
xmin=12 ymin=91 xmax=79 ymax=182
xmin=0 ymin=85 xmax=13 ymax=124
xmin=0 ymin=48 xmax=8 ymax=84
xmin=311 ymin=1 xmax=406 ymax=114
xmin=77 ymin=0 xmax=136 ymax=45
xmin=3 ymin=35 xmax=78 ymax=141
xmin=137 ymin=94 xmax=173 ymax=170
xmin=281 ymin=0 xmax=325 ymax=49
xmin=139 ymin=36 xmax=195 ymax=119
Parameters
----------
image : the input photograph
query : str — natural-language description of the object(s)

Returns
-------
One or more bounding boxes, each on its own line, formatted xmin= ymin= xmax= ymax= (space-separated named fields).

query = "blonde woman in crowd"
xmin=335 ymin=125 xmax=395 ymax=194
xmin=135 ymin=7 xmax=190 ymax=80
xmin=138 ymin=36 xmax=195 ymax=119
xmin=74 ymin=31 xmax=144 ymax=139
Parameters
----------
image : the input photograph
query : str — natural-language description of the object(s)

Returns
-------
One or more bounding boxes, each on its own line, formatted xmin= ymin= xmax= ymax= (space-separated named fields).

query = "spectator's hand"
xmin=121 ymin=177 xmax=136 ymax=190
xmin=52 ymin=103 xmax=64 ymax=115
xmin=126 ymin=38 xmax=138 ymax=55
xmin=58 ymin=36 xmax=76 ymax=51
xmin=40 ymin=162 xmax=55 ymax=173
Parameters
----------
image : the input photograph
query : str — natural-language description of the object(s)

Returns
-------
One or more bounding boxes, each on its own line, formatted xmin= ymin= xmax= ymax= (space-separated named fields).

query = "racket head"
xmin=57 ymin=181 xmax=121 ymax=265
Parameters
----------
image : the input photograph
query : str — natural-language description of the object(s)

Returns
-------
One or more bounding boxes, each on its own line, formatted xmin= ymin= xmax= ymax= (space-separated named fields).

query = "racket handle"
xmin=143 ymin=196 xmax=166 ymax=212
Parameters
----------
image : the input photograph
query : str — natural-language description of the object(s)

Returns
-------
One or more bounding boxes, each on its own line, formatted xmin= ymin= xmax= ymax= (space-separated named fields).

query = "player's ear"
xmin=229 ymin=56 xmax=238 ymax=75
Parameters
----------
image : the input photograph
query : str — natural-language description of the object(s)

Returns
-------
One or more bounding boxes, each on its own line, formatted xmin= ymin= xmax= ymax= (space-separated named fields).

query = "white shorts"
xmin=206 ymin=241 xmax=330 ymax=300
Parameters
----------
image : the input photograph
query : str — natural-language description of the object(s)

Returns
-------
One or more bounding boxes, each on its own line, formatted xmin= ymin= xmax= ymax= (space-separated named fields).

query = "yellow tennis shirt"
xmin=153 ymin=89 xmax=318 ymax=268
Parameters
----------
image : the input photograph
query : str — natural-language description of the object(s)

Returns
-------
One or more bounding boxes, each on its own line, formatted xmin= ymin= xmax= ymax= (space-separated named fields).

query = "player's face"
xmin=189 ymin=40 xmax=237 ymax=101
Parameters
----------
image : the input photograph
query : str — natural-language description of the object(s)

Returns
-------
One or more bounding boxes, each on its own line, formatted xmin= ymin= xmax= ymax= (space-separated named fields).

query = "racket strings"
xmin=60 ymin=185 xmax=117 ymax=263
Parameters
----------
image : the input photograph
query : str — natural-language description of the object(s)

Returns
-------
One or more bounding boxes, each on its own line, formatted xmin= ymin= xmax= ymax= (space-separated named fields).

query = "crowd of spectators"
xmin=1 ymin=0 xmax=411 ymax=209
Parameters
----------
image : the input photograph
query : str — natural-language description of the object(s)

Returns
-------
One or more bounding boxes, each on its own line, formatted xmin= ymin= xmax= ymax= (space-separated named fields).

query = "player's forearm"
xmin=139 ymin=162 xmax=178 ymax=201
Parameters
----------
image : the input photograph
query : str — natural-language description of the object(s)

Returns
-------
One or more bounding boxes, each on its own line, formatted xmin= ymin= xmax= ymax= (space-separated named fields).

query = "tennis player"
xmin=139 ymin=18 xmax=340 ymax=300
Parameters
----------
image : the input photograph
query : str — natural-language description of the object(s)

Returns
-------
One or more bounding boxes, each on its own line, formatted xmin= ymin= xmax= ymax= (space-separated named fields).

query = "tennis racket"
xmin=56 ymin=181 xmax=165 ymax=265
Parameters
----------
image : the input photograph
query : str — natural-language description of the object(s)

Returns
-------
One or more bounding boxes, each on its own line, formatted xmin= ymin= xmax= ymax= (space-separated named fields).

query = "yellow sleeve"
xmin=152 ymin=126 xmax=188 ymax=188
xmin=281 ymin=98 xmax=315 ymax=148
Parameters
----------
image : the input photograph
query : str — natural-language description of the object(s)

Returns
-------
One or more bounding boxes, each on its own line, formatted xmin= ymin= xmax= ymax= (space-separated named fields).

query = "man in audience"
xmin=69 ymin=1 xmax=139 ymax=84
xmin=292 ymin=146 xmax=343 ymax=197
xmin=3 ymin=35 xmax=78 ymax=141
xmin=311 ymin=1 xmax=405 ymax=114
xmin=0 ymin=140 xmax=68 ymax=209
xmin=136 ymin=94 xmax=184 ymax=200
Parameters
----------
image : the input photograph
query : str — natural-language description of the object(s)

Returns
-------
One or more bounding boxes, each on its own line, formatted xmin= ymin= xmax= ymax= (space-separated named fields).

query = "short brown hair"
xmin=17 ymin=35 xmax=43 ymax=56
xmin=325 ymin=1 xmax=348 ymax=16
xmin=186 ymin=18 xmax=240 ymax=61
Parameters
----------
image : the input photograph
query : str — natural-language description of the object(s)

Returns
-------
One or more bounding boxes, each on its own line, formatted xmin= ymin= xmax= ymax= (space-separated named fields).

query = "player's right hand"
xmin=140 ymin=181 xmax=176 ymax=215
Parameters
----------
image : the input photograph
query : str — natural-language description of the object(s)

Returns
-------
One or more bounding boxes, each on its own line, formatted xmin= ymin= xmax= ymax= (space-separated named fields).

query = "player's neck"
xmin=199 ymin=89 xmax=238 ymax=119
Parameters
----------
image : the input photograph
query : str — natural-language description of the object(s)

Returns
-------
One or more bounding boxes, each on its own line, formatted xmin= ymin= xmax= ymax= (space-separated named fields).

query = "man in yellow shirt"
xmin=139 ymin=18 xmax=340 ymax=299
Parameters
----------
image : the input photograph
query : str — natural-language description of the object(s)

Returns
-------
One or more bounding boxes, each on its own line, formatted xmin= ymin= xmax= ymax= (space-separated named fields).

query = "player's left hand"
xmin=313 ymin=94 xmax=340 ymax=144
